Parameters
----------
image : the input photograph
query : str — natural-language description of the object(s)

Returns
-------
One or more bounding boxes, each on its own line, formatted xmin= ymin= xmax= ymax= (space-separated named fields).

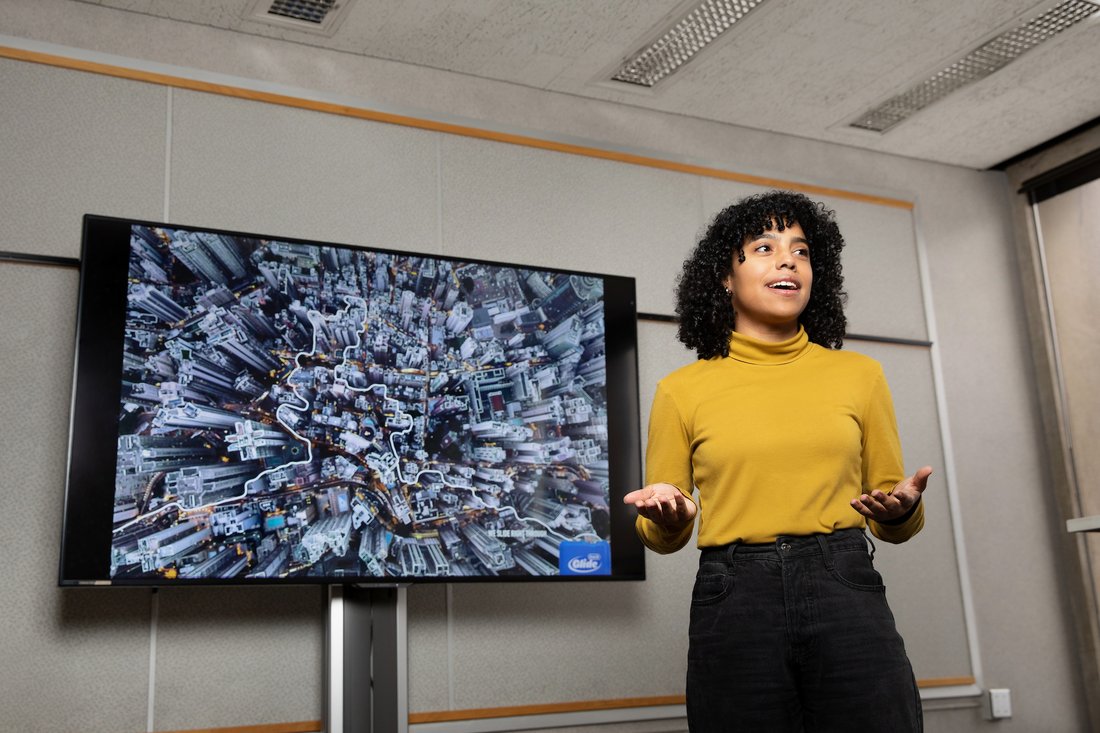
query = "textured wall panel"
xmin=1038 ymin=183 xmax=1100 ymax=518
xmin=0 ymin=58 xmax=166 ymax=257
xmin=448 ymin=564 xmax=692 ymax=710
xmin=823 ymin=198 xmax=926 ymax=340
xmin=407 ymin=583 xmax=451 ymax=714
xmin=152 ymin=585 xmax=325 ymax=731
xmin=0 ymin=263 xmax=150 ymax=733
xmin=1035 ymin=182 xmax=1100 ymax=709
xmin=439 ymin=135 xmax=704 ymax=316
xmin=169 ymin=90 xmax=439 ymax=252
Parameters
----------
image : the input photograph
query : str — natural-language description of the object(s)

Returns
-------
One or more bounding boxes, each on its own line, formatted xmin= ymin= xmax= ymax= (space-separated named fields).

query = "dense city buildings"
xmin=111 ymin=226 xmax=614 ymax=580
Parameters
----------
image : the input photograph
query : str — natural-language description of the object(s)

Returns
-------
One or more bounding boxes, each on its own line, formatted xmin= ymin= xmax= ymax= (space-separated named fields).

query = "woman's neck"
xmin=733 ymin=321 xmax=800 ymax=343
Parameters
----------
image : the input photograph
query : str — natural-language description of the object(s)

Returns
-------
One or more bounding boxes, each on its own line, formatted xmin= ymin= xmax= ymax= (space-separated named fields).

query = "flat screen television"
xmin=60 ymin=215 xmax=644 ymax=585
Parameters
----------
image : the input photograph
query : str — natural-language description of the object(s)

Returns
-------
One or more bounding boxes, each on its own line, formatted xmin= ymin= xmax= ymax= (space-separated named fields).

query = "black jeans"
xmin=687 ymin=529 xmax=922 ymax=732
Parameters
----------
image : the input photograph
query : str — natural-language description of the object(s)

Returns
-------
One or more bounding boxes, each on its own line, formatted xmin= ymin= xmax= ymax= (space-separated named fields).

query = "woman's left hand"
xmin=850 ymin=466 xmax=933 ymax=523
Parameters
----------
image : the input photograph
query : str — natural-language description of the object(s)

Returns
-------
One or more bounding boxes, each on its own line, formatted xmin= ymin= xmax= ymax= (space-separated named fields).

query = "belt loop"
xmin=815 ymin=533 xmax=834 ymax=570
xmin=863 ymin=529 xmax=877 ymax=561
xmin=725 ymin=542 xmax=739 ymax=564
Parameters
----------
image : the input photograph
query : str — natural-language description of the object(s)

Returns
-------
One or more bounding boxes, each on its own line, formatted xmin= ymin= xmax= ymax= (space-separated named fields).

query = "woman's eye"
xmin=795 ymin=248 xmax=810 ymax=257
xmin=753 ymin=244 xmax=771 ymax=253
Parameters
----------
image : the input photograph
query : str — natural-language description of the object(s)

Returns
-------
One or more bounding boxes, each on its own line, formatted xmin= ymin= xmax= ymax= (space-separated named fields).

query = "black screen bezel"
xmin=60 ymin=214 xmax=645 ymax=586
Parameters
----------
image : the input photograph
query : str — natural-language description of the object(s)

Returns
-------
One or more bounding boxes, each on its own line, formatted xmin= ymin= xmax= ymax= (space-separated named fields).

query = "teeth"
xmin=769 ymin=281 xmax=797 ymax=289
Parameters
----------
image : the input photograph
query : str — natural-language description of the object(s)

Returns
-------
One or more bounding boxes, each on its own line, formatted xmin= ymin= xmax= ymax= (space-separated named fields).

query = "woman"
xmin=625 ymin=190 xmax=930 ymax=732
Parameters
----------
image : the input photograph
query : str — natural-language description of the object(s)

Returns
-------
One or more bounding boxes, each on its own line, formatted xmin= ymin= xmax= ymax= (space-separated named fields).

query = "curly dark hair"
xmin=675 ymin=190 xmax=847 ymax=358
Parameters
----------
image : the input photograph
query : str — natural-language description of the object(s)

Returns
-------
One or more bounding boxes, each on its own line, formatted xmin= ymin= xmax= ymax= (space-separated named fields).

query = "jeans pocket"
xmin=691 ymin=570 xmax=733 ymax=606
xmin=827 ymin=548 xmax=886 ymax=592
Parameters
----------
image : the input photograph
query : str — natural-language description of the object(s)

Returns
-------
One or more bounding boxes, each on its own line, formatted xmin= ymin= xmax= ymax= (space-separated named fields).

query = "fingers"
xmin=850 ymin=489 xmax=908 ymax=521
xmin=850 ymin=492 xmax=892 ymax=518
xmin=628 ymin=483 xmax=695 ymax=527
xmin=849 ymin=498 xmax=872 ymax=519
xmin=640 ymin=492 xmax=683 ymax=523
xmin=848 ymin=466 xmax=934 ymax=522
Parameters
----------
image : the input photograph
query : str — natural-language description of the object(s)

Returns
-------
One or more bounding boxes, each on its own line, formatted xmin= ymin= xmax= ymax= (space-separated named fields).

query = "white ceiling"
xmin=73 ymin=0 xmax=1100 ymax=169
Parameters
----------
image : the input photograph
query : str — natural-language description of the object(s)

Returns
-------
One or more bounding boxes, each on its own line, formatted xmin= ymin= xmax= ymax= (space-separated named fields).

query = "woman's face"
xmin=722 ymin=220 xmax=812 ymax=341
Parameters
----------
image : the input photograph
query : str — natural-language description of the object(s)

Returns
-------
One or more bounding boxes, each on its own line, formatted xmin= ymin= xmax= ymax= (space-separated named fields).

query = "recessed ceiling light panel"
xmin=851 ymin=0 xmax=1100 ymax=133
xmin=268 ymin=0 xmax=337 ymax=24
xmin=612 ymin=0 xmax=768 ymax=88
xmin=246 ymin=0 xmax=355 ymax=36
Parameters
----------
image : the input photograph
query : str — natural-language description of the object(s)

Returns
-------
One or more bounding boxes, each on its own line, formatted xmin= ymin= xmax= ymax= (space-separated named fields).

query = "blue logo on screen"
xmin=559 ymin=541 xmax=611 ymax=576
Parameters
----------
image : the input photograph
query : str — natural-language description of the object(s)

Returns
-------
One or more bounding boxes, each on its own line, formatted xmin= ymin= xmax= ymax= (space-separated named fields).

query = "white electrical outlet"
xmin=988 ymin=688 xmax=1012 ymax=719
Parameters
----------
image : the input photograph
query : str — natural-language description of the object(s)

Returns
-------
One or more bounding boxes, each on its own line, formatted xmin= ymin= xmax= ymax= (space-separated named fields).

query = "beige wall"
xmin=1033 ymin=179 xmax=1100 ymax=726
xmin=1036 ymin=181 xmax=1100 ymax=520
xmin=0 ymin=1 xmax=1090 ymax=730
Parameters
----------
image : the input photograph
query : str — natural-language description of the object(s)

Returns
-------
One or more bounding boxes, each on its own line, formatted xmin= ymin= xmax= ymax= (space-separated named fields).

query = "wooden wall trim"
xmin=408 ymin=695 xmax=685 ymax=724
xmin=0 ymin=45 xmax=913 ymax=212
xmin=916 ymin=676 xmax=978 ymax=689
xmin=409 ymin=678 xmax=975 ymax=723
xmin=149 ymin=678 xmax=976 ymax=731
xmin=155 ymin=722 xmax=321 ymax=733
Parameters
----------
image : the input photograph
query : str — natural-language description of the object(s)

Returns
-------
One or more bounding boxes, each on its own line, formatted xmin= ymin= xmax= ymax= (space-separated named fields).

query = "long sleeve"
xmin=861 ymin=368 xmax=925 ymax=543
xmin=636 ymin=380 xmax=696 ymax=554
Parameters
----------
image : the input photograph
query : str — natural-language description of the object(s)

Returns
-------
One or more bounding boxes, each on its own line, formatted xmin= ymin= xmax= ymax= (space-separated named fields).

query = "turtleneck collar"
xmin=727 ymin=326 xmax=812 ymax=365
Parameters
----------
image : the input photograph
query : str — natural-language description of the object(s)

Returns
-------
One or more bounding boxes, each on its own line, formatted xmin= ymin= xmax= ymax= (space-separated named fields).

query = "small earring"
xmin=724 ymin=287 xmax=732 ymax=295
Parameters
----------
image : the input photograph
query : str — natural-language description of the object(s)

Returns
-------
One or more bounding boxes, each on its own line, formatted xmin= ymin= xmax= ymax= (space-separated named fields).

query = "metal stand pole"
xmin=326 ymin=585 xmax=408 ymax=733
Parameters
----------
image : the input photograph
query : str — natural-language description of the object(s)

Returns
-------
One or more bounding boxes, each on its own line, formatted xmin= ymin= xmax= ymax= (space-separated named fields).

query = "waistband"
xmin=699 ymin=527 xmax=872 ymax=564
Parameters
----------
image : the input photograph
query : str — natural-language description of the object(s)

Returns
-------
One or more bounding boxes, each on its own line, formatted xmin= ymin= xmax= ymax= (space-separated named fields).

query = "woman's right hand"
xmin=623 ymin=483 xmax=697 ymax=529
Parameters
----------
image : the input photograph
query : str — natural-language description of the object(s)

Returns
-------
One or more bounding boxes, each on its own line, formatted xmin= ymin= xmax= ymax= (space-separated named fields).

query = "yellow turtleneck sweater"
xmin=638 ymin=327 xmax=924 ymax=552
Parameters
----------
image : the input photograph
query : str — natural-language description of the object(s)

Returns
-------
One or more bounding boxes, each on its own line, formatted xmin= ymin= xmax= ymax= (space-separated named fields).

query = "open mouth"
xmin=767 ymin=280 xmax=800 ymax=291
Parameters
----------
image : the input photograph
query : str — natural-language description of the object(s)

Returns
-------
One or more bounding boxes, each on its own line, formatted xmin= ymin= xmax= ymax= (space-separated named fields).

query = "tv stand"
xmin=325 ymin=585 xmax=408 ymax=733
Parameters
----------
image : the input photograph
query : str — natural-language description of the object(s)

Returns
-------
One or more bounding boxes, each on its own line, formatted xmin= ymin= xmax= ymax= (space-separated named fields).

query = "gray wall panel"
xmin=0 ymin=58 xmax=166 ymax=257
xmin=0 ymin=263 xmax=150 ymax=733
xmin=439 ymin=136 xmax=704 ymax=316
xmin=697 ymin=178 xmax=768 ymax=231
xmin=448 ymin=569 xmax=691 ymax=710
xmin=824 ymin=199 xmax=927 ymax=341
xmin=169 ymin=90 xmax=440 ymax=252
xmin=153 ymin=586 xmax=325 ymax=730
xmin=407 ymin=584 xmax=451 ymax=714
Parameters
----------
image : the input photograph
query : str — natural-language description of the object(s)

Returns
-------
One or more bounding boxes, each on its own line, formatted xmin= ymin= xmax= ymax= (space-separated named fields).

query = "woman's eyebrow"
xmin=750 ymin=232 xmax=810 ymax=246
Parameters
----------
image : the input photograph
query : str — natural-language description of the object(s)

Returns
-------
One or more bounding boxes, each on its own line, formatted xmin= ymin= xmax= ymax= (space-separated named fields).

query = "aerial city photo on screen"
xmin=110 ymin=225 xmax=615 ymax=581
